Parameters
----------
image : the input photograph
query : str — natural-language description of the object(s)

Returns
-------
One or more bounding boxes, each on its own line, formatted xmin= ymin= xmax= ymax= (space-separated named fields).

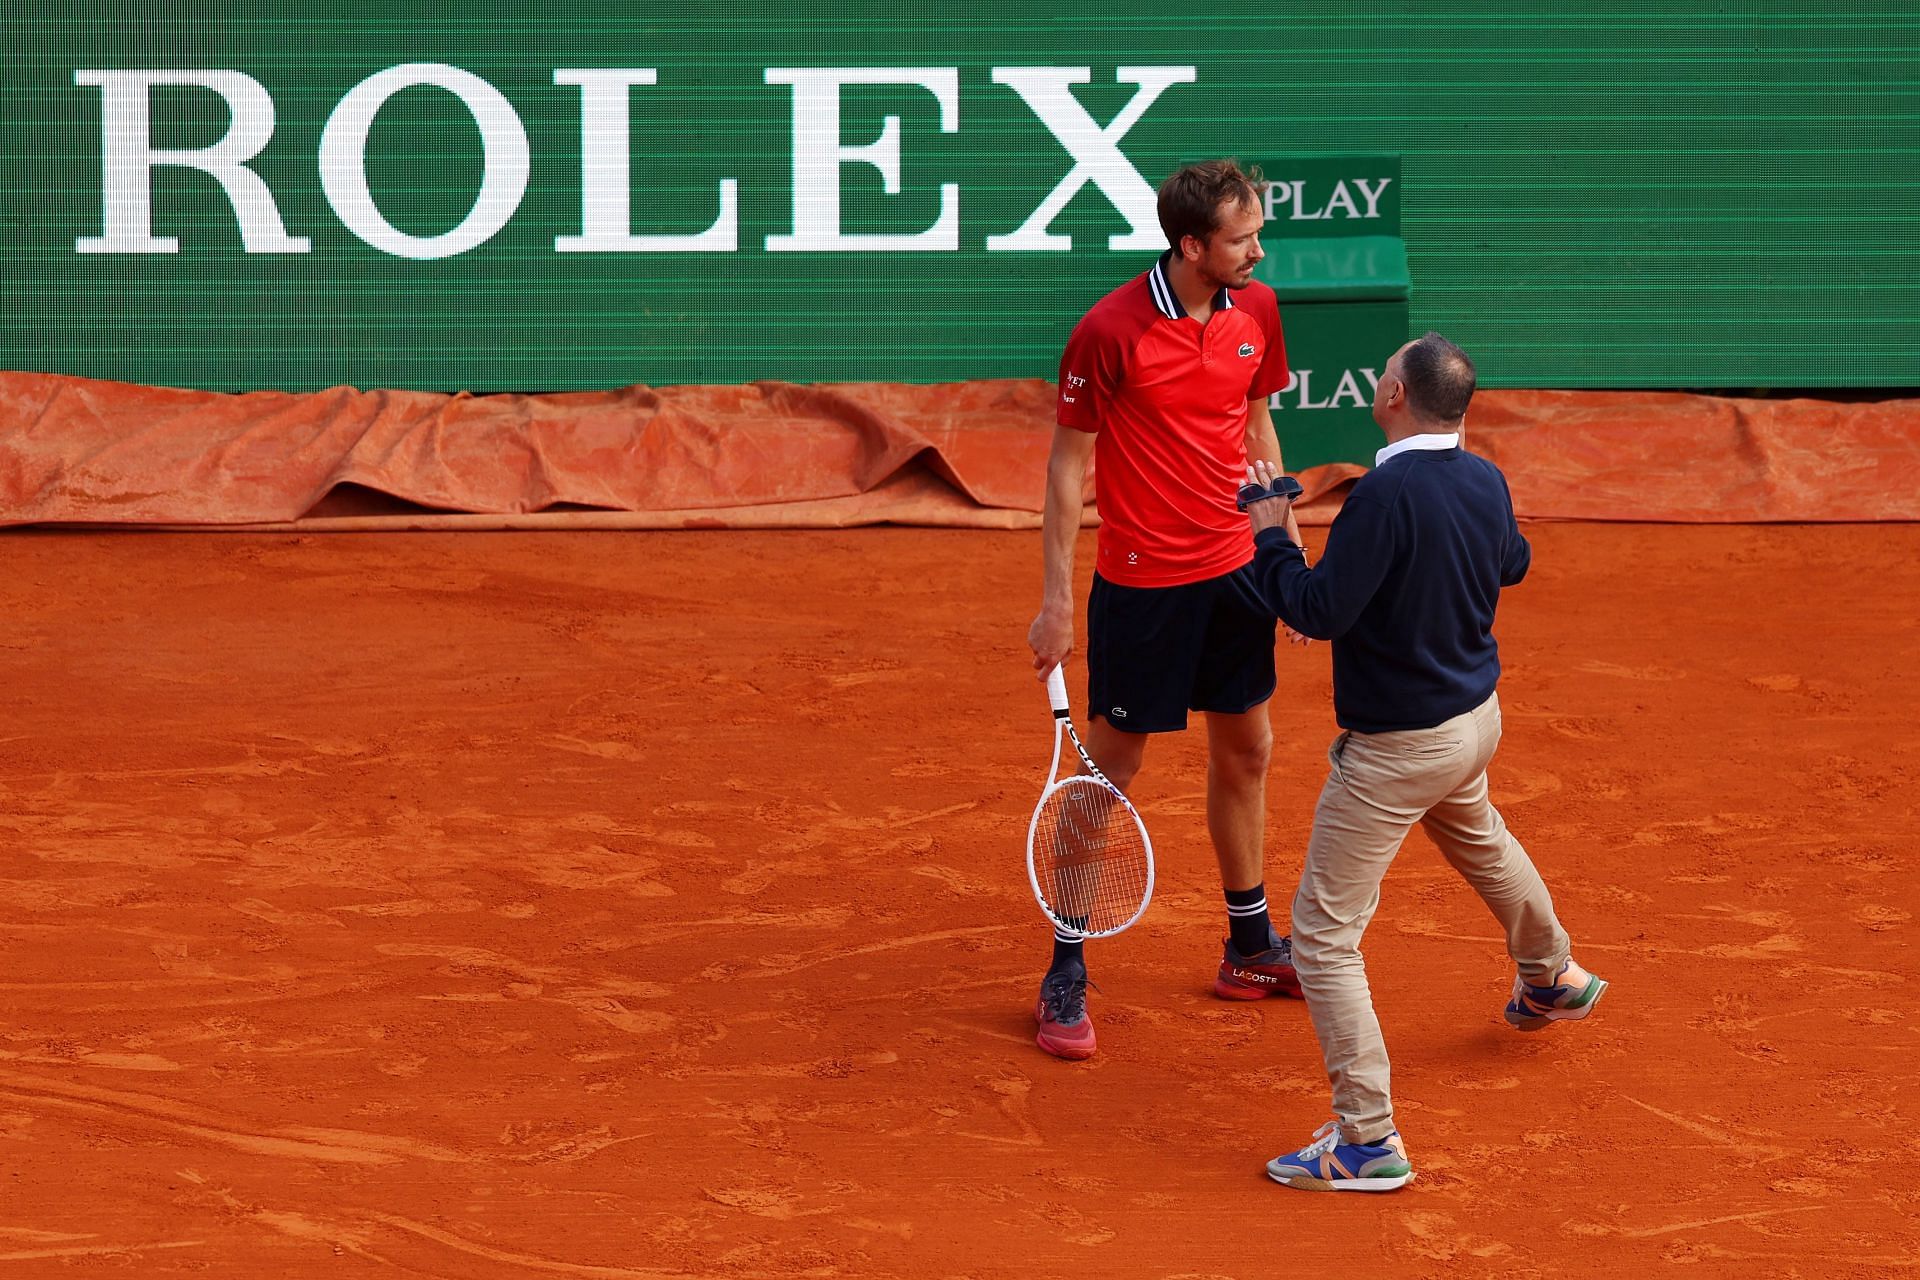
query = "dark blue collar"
xmin=1148 ymin=249 xmax=1234 ymax=320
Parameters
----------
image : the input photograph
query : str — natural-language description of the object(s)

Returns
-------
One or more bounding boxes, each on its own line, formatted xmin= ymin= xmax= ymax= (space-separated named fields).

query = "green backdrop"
xmin=3 ymin=2 xmax=1915 ymax=392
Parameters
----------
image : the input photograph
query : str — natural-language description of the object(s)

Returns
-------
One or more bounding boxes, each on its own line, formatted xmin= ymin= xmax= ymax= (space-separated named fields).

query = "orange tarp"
xmin=1 ymin=372 xmax=1916 ymax=529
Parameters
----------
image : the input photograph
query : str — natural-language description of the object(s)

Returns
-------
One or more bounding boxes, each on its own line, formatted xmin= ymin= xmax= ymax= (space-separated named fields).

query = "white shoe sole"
xmin=1266 ymin=1167 xmax=1415 ymax=1192
xmin=1507 ymin=976 xmax=1609 ymax=1032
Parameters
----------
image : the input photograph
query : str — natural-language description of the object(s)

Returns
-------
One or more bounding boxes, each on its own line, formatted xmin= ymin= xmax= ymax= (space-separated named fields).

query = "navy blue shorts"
xmin=1085 ymin=565 xmax=1277 ymax=734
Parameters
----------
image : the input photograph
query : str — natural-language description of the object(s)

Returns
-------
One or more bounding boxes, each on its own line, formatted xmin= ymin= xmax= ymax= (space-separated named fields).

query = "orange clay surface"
xmin=1 ymin=523 xmax=1916 ymax=1278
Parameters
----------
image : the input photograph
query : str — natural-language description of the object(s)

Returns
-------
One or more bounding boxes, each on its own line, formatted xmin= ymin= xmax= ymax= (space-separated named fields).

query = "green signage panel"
xmin=2 ymin=3 xmax=1915 ymax=392
xmin=1268 ymin=302 xmax=1408 ymax=471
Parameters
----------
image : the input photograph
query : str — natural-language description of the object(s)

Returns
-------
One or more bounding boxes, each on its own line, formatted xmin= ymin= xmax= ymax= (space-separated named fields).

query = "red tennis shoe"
xmin=1034 ymin=965 xmax=1096 ymax=1059
xmin=1214 ymin=935 xmax=1303 ymax=1000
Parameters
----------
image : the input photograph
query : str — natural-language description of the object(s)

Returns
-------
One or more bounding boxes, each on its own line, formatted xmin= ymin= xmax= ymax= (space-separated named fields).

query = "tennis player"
xmin=1243 ymin=332 xmax=1607 ymax=1191
xmin=1026 ymin=159 xmax=1298 ymax=1060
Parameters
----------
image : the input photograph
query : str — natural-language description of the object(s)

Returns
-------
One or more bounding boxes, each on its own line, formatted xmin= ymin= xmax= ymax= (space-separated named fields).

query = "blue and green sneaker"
xmin=1267 ymin=1121 xmax=1414 ymax=1192
xmin=1504 ymin=958 xmax=1608 ymax=1031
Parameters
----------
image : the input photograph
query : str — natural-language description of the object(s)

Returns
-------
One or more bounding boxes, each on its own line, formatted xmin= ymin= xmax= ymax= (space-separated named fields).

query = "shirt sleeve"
xmin=1245 ymin=287 xmax=1290 ymax=402
xmin=1057 ymin=310 xmax=1128 ymax=432
xmin=1249 ymin=494 xmax=1397 ymax=640
xmin=1498 ymin=472 xmax=1531 ymax=586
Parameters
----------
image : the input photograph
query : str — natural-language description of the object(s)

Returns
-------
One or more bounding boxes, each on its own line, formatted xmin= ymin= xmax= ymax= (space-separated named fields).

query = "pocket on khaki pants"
xmin=1327 ymin=731 xmax=1353 ymax=780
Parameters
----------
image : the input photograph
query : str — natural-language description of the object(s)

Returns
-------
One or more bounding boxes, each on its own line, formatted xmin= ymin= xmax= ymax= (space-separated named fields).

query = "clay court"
xmin=2 ymin=519 xmax=1915 ymax=1277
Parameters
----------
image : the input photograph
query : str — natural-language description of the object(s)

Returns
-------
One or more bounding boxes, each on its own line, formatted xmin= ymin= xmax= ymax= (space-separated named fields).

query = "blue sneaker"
xmin=1267 ymin=1121 xmax=1414 ymax=1192
xmin=1505 ymin=958 xmax=1608 ymax=1031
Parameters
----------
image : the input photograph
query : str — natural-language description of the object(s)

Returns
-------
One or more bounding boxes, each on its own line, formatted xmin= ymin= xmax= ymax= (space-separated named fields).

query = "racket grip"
xmin=1044 ymin=664 xmax=1071 ymax=717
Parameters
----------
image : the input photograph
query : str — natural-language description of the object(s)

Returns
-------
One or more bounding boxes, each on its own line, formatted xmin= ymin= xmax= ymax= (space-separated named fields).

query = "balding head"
xmin=1399 ymin=332 xmax=1476 ymax=425
xmin=1374 ymin=332 xmax=1476 ymax=436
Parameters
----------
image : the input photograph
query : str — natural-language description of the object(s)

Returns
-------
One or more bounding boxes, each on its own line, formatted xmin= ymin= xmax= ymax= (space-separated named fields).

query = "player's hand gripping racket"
xmin=1025 ymin=664 xmax=1155 ymax=938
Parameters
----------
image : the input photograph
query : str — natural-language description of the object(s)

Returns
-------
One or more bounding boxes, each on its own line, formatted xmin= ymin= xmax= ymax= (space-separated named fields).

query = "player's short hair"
xmin=1399 ymin=332 xmax=1477 ymax=424
xmin=1158 ymin=160 xmax=1266 ymax=248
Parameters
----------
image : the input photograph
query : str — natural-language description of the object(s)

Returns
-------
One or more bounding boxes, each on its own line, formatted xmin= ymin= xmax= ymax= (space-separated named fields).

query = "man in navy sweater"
xmin=1244 ymin=332 xmax=1607 ymax=1193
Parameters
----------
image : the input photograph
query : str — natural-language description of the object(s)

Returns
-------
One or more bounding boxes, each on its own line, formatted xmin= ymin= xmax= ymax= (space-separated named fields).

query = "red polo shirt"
xmin=1058 ymin=252 xmax=1289 ymax=588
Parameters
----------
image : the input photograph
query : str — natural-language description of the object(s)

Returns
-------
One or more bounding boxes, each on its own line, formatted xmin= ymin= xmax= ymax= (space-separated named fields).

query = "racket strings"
xmin=1032 ymin=779 xmax=1150 ymax=936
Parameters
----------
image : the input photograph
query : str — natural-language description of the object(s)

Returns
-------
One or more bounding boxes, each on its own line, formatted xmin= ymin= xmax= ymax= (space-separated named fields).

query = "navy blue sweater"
xmin=1252 ymin=445 xmax=1530 ymax=733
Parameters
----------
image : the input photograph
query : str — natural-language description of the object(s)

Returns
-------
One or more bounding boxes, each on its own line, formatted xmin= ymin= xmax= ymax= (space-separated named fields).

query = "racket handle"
xmin=1044 ymin=664 xmax=1071 ymax=717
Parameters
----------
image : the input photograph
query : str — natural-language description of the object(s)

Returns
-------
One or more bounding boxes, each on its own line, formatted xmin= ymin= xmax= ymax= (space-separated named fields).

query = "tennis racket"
xmin=1025 ymin=664 xmax=1155 ymax=939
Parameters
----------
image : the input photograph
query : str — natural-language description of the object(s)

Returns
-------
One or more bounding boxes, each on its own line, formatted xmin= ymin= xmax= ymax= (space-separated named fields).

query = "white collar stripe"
xmin=1148 ymin=257 xmax=1179 ymax=319
xmin=1148 ymin=249 xmax=1233 ymax=320
xmin=1375 ymin=432 xmax=1462 ymax=466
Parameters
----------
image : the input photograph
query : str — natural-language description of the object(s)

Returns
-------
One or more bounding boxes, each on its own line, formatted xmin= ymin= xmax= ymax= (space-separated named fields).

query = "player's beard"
xmin=1219 ymin=262 xmax=1258 ymax=291
xmin=1203 ymin=254 xmax=1259 ymax=292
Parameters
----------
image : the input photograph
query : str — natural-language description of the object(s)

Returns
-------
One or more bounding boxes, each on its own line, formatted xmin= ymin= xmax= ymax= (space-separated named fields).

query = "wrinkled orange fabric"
xmin=0 ymin=372 xmax=1914 ymax=529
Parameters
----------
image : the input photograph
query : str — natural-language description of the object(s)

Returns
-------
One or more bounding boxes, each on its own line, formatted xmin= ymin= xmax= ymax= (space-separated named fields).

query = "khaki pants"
xmin=1291 ymin=692 xmax=1569 ymax=1144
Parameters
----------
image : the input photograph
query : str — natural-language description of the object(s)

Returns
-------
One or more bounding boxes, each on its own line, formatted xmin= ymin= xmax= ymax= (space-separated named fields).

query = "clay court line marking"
xmin=1666 ymin=1250 xmax=1920 ymax=1268
xmin=0 ymin=975 xmax=290 ymax=990
xmin=1395 ymin=925 xmax=1899 ymax=980
xmin=374 ymin=942 xmax=577 ymax=984
xmin=37 ymin=979 xmax=373 ymax=1016
xmin=0 ymin=1229 xmax=96 ymax=1242
xmin=892 ymin=801 xmax=979 ymax=828
xmin=755 ymin=925 xmax=1015 ymax=976
xmin=655 ymin=1051 xmax=897 ymax=1081
xmin=1396 ymin=926 xmax=1641 ymax=953
xmin=0 ymin=1071 xmax=468 ymax=1166
xmin=545 ymin=734 xmax=647 ymax=761
xmin=1621 ymin=1097 xmax=1794 ymax=1162
xmin=243 ymin=1197 xmax=709 ymax=1277
xmin=0 ymin=971 xmax=368 ymax=1018
xmin=0 ymin=1050 xmax=180 ymax=1072
xmin=362 ymin=1210 xmax=704 ymax=1278
xmin=1614 ymin=1205 xmax=1826 ymax=1239
xmin=929 ymin=1016 xmax=1033 ymax=1048
xmin=8 ymin=758 xmax=323 ymax=784
xmin=834 ymin=975 xmax=1033 ymax=1006
xmin=0 ymin=1241 xmax=204 ymax=1262
xmin=957 ymin=1074 xmax=1045 ymax=1148
xmin=0 ymin=1086 xmax=398 ymax=1165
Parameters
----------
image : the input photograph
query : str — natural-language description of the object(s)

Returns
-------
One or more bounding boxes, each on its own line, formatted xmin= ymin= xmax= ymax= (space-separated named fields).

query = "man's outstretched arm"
xmin=1027 ymin=425 xmax=1096 ymax=676
xmin=1244 ymin=460 xmax=1394 ymax=641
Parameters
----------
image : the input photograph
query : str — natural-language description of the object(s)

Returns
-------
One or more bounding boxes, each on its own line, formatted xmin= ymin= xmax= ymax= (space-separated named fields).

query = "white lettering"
xmin=1271 ymin=367 xmax=1382 ymax=411
xmin=986 ymin=66 xmax=1195 ymax=251
xmin=1321 ymin=180 xmax=1359 ymax=220
xmin=1352 ymin=177 xmax=1393 ymax=219
xmin=764 ymin=68 xmax=959 ymax=252
xmin=1294 ymin=369 xmax=1328 ymax=409
xmin=319 ymin=63 xmax=529 ymax=260
xmin=1262 ymin=180 xmax=1284 ymax=221
xmin=555 ymin=69 xmax=738 ymax=253
xmin=1328 ymin=367 xmax=1368 ymax=407
xmin=72 ymin=63 xmax=1228 ymax=260
xmin=75 ymin=70 xmax=309 ymax=254
xmin=1288 ymin=180 xmax=1321 ymax=221
xmin=1259 ymin=175 xmax=1391 ymax=224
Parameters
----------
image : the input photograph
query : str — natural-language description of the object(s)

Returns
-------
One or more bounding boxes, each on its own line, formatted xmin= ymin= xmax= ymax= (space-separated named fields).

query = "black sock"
xmin=1050 ymin=918 xmax=1087 ymax=972
xmin=1225 ymin=884 xmax=1273 ymax=956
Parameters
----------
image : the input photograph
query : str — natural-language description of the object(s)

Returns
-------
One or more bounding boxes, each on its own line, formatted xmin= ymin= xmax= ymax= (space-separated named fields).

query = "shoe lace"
xmin=1299 ymin=1120 xmax=1346 ymax=1160
xmin=1041 ymin=969 xmax=1098 ymax=1022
